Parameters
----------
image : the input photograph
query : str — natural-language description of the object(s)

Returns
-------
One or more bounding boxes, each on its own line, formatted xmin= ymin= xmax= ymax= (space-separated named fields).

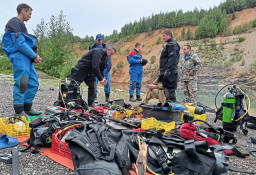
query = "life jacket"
xmin=66 ymin=121 xmax=131 ymax=175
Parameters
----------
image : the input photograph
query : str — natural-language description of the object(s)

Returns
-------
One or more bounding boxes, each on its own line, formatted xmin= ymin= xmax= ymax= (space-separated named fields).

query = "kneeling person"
xmin=142 ymin=76 xmax=166 ymax=104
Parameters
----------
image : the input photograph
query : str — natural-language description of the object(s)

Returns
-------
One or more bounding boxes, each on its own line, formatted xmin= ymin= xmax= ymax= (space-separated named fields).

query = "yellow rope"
xmin=59 ymin=80 xmax=67 ymax=109
xmin=235 ymin=86 xmax=251 ymax=122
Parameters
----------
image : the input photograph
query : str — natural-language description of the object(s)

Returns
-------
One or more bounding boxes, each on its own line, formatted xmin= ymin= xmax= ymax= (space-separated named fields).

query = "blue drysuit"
xmin=95 ymin=58 xmax=111 ymax=94
xmin=2 ymin=30 xmax=38 ymax=105
xmin=90 ymin=44 xmax=111 ymax=95
xmin=127 ymin=54 xmax=143 ymax=96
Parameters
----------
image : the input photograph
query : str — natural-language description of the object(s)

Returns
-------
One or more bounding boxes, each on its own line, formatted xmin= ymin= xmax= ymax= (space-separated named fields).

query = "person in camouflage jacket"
xmin=180 ymin=45 xmax=201 ymax=104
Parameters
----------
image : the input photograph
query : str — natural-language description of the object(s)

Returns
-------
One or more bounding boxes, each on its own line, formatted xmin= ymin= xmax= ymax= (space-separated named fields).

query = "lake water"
xmin=111 ymin=83 xmax=256 ymax=116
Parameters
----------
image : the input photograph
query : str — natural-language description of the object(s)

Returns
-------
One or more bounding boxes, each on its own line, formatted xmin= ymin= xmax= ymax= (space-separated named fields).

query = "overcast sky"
xmin=1 ymin=0 xmax=224 ymax=38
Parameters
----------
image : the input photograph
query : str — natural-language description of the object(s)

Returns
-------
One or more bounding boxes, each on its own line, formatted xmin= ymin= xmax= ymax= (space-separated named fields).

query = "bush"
xmin=125 ymin=48 xmax=130 ymax=54
xmin=150 ymin=56 xmax=156 ymax=64
xmin=0 ymin=55 xmax=12 ymax=74
xmin=220 ymin=41 xmax=225 ymax=50
xmin=112 ymin=67 xmax=117 ymax=73
xmin=117 ymin=60 xmax=124 ymax=68
xmin=252 ymin=19 xmax=256 ymax=27
xmin=253 ymin=59 xmax=256 ymax=67
xmin=233 ymin=23 xmax=250 ymax=35
xmin=240 ymin=59 xmax=245 ymax=66
xmin=79 ymin=42 xmax=91 ymax=50
xmin=222 ymin=28 xmax=233 ymax=36
xmin=236 ymin=55 xmax=242 ymax=61
xmin=238 ymin=37 xmax=245 ymax=42
xmin=156 ymin=37 xmax=162 ymax=45
xmin=224 ymin=60 xmax=232 ymax=67
xmin=210 ymin=39 xmax=216 ymax=49
xmin=155 ymin=63 xmax=159 ymax=70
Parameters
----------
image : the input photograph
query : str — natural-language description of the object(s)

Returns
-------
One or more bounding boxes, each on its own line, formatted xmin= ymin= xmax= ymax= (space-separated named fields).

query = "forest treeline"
xmin=77 ymin=0 xmax=256 ymax=47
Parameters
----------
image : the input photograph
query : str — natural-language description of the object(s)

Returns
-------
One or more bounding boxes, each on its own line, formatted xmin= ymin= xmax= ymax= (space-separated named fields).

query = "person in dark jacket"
xmin=71 ymin=45 xmax=116 ymax=107
xmin=2 ymin=3 xmax=42 ymax=116
xmin=159 ymin=29 xmax=180 ymax=102
xmin=89 ymin=34 xmax=112 ymax=103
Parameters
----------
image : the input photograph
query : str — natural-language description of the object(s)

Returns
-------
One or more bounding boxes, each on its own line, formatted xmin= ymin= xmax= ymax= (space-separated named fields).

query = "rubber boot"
xmin=136 ymin=95 xmax=142 ymax=101
xmin=129 ymin=95 xmax=136 ymax=102
xmin=94 ymin=94 xmax=98 ymax=103
xmin=24 ymin=102 xmax=42 ymax=116
xmin=13 ymin=104 xmax=28 ymax=117
xmin=105 ymin=93 xmax=110 ymax=103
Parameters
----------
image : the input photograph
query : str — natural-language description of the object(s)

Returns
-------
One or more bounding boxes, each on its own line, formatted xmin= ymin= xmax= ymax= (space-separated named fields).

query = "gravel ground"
xmin=0 ymin=73 xmax=256 ymax=175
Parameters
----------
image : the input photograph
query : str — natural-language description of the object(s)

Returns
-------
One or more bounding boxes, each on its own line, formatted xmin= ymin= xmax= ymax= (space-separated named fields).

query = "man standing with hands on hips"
xmin=2 ymin=3 xmax=42 ymax=117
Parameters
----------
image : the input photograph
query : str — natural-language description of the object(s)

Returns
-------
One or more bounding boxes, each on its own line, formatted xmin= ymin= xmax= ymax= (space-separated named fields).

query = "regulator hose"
xmin=234 ymin=86 xmax=251 ymax=122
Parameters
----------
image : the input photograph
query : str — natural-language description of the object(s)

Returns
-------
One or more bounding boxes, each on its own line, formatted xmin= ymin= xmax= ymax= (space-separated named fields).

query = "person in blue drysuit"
xmin=89 ymin=34 xmax=112 ymax=103
xmin=2 ymin=3 xmax=42 ymax=116
xmin=127 ymin=42 xmax=148 ymax=102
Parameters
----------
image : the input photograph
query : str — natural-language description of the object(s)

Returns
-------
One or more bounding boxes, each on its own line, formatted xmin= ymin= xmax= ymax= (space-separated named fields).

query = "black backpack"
xmin=54 ymin=78 xmax=88 ymax=110
xmin=66 ymin=121 xmax=131 ymax=175
xmin=20 ymin=117 xmax=60 ymax=153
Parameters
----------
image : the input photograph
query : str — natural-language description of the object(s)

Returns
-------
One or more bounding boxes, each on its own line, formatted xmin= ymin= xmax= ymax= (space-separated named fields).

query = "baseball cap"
xmin=96 ymin=34 xmax=103 ymax=40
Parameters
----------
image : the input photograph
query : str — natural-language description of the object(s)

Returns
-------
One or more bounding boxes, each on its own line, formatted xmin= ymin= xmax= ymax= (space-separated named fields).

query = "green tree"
xmin=186 ymin=28 xmax=193 ymax=40
xmin=34 ymin=11 xmax=76 ymax=78
xmin=148 ymin=27 xmax=153 ymax=36
xmin=219 ymin=17 xmax=229 ymax=33
xmin=196 ymin=8 xmax=226 ymax=39
xmin=181 ymin=26 xmax=186 ymax=40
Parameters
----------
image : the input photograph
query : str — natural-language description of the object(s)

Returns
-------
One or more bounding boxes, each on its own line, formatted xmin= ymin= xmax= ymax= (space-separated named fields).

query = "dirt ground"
xmin=1 ymin=74 xmax=256 ymax=174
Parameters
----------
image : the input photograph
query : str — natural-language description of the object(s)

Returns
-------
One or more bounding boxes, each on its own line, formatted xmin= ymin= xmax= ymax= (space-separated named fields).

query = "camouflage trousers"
xmin=142 ymin=89 xmax=166 ymax=104
xmin=182 ymin=80 xmax=197 ymax=104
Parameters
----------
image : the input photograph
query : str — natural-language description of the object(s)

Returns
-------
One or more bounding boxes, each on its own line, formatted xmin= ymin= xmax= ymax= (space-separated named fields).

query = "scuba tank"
xmin=222 ymin=86 xmax=237 ymax=131
xmin=215 ymin=84 xmax=250 ymax=135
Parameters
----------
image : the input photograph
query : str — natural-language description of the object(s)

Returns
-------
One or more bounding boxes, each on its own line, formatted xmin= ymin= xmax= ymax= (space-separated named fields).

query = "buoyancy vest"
xmin=66 ymin=121 xmax=131 ymax=175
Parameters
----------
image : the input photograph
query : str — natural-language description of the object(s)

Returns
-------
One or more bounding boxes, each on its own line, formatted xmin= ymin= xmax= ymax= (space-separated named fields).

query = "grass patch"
xmin=224 ymin=60 xmax=232 ymax=67
xmin=150 ymin=56 xmax=156 ymax=64
xmin=238 ymin=36 xmax=245 ymax=42
xmin=117 ymin=60 xmax=124 ymax=68
xmin=112 ymin=67 xmax=117 ymax=73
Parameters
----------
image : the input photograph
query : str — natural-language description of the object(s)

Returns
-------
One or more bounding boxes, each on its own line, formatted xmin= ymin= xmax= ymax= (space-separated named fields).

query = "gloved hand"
xmin=141 ymin=59 xmax=148 ymax=66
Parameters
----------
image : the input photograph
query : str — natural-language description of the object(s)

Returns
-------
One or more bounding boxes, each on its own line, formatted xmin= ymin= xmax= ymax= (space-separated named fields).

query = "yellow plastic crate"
xmin=141 ymin=118 xmax=175 ymax=133
xmin=0 ymin=116 xmax=31 ymax=137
